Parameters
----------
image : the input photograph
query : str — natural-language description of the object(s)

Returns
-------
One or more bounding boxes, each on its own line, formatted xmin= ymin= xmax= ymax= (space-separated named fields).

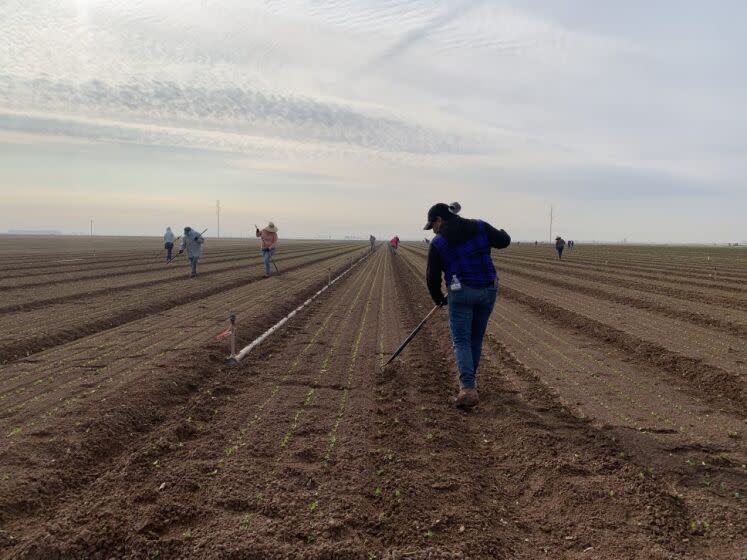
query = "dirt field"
xmin=0 ymin=236 xmax=745 ymax=559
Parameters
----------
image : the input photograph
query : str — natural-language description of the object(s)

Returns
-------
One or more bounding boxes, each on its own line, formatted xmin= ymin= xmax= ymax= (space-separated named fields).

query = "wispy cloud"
xmin=0 ymin=0 xmax=744 ymax=240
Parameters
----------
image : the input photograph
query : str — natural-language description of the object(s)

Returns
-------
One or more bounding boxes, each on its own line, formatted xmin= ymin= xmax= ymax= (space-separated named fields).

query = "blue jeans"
xmin=262 ymin=248 xmax=275 ymax=274
xmin=189 ymin=256 xmax=199 ymax=275
xmin=165 ymin=242 xmax=173 ymax=261
xmin=447 ymin=284 xmax=497 ymax=389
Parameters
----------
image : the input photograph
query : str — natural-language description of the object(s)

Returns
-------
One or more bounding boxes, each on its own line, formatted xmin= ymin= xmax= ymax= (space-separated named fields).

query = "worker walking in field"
xmin=555 ymin=236 xmax=566 ymax=260
xmin=256 ymin=221 xmax=278 ymax=277
xmin=179 ymin=227 xmax=205 ymax=277
xmin=389 ymin=235 xmax=400 ymax=255
xmin=424 ymin=202 xmax=510 ymax=409
xmin=163 ymin=226 xmax=175 ymax=262
xmin=369 ymin=235 xmax=376 ymax=253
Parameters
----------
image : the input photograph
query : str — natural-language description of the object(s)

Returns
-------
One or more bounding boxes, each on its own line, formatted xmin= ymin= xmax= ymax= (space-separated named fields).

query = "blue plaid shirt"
xmin=431 ymin=220 xmax=497 ymax=288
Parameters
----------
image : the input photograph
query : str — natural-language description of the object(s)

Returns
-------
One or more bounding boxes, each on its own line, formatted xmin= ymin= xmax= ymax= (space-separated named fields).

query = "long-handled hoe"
xmin=166 ymin=229 xmax=207 ymax=265
xmin=383 ymin=304 xmax=441 ymax=367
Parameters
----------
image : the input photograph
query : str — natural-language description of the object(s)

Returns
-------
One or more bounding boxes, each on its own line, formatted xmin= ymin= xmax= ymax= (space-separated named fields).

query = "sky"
xmin=0 ymin=0 xmax=745 ymax=242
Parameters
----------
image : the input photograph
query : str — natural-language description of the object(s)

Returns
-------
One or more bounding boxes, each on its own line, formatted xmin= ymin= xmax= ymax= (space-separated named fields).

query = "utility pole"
xmin=549 ymin=205 xmax=553 ymax=242
xmin=216 ymin=200 xmax=221 ymax=239
xmin=90 ymin=219 xmax=93 ymax=237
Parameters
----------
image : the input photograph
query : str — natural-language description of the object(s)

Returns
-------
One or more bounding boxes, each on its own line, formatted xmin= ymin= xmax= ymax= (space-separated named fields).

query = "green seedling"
xmin=7 ymin=427 xmax=21 ymax=437
xmin=689 ymin=519 xmax=710 ymax=534
xmin=225 ymin=446 xmax=237 ymax=457
xmin=240 ymin=513 xmax=254 ymax=529
xmin=182 ymin=528 xmax=193 ymax=540
xmin=373 ymin=487 xmax=382 ymax=498
xmin=309 ymin=500 xmax=318 ymax=512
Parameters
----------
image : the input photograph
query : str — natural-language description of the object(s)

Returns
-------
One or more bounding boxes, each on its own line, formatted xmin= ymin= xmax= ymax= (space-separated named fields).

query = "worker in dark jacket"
xmin=424 ymin=202 xmax=511 ymax=408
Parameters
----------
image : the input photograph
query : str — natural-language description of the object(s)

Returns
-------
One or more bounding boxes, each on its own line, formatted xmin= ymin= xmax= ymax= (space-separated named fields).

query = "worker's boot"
xmin=455 ymin=388 xmax=479 ymax=409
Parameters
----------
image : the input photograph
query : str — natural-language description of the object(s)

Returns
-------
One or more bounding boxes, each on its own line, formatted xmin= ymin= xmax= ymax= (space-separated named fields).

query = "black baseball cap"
xmin=424 ymin=203 xmax=453 ymax=230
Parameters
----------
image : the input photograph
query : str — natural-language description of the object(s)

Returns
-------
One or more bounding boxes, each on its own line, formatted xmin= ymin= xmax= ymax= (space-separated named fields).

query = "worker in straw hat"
xmin=424 ymin=202 xmax=510 ymax=409
xmin=256 ymin=221 xmax=279 ymax=277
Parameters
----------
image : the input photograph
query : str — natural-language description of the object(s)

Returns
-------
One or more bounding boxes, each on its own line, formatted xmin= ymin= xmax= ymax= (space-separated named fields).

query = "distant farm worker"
xmin=369 ymin=235 xmax=376 ymax=253
xmin=389 ymin=235 xmax=400 ymax=255
xmin=424 ymin=202 xmax=510 ymax=409
xmin=163 ymin=226 xmax=175 ymax=262
xmin=555 ymin=236 xmax=566 ymax=260
xmin=179 ymin=227 xmax=204 ymax=277
xmin=256 ymin=221 xmax=278 ymax=277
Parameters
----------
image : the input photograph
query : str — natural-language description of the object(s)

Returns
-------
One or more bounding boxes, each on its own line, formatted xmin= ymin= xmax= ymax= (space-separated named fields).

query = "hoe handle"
xmin=384 ymin=305 xmax=440 ymax=366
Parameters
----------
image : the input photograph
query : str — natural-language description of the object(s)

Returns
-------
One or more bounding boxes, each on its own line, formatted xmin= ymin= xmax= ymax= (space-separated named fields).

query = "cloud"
xmin=0 ymin=0 xmax=744 ymax=241
xmin=0 ymin=74 xmax=479 ymax=157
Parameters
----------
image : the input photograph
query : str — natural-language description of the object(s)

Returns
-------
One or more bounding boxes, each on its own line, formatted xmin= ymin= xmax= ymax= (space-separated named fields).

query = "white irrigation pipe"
xmin=231 ymin=251 xmax=369 ymax=364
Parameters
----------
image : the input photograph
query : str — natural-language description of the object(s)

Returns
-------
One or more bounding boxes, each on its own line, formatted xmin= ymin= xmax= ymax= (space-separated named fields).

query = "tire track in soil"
xmin=0 ymin=249 xmax=383 ymax=558
xmin=0 ymin=245 xmax=362 ymax=365
xmin=396 ymin=247 xmax=746 ymax=558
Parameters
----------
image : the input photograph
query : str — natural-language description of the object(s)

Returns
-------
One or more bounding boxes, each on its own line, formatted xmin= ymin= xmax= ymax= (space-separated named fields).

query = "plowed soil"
xmin=0 ymin=236 xmax=745 ymax=559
